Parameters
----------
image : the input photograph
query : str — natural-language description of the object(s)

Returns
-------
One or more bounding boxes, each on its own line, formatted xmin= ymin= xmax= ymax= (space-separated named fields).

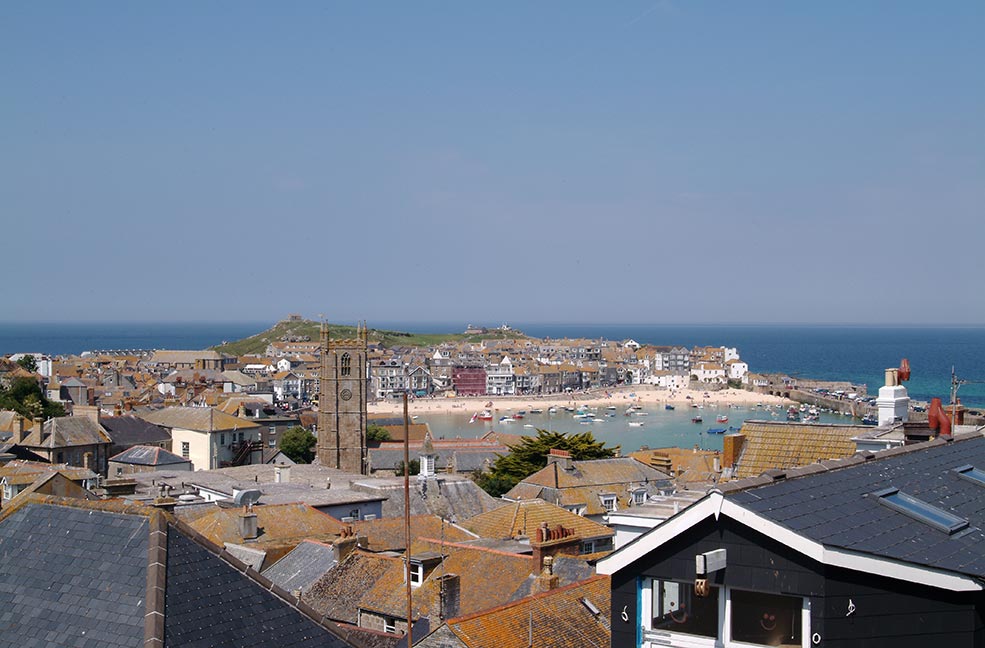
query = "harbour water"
xmin=413 ymin=402 xmax=853 ymax=455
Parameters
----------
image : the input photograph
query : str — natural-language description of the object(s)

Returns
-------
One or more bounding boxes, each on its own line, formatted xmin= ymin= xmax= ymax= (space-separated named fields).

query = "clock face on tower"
xmin=340 ymin=388 xmax=352 ymax=401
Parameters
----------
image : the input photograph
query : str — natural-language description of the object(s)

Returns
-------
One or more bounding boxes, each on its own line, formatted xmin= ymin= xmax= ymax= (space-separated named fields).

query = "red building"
xmin=452 ymin=367 xmax=487 ymax=396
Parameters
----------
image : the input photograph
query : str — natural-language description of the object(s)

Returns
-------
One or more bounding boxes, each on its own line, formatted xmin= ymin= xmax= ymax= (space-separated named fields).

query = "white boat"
xmin=634 ymin=411 xmax=648 ymax=416
xmin=592 ymin=418 xmax=605 ymax=423
xmin=523 ymin=424 xmax=534 ymax=428
xmin=628 ymin=421 xmax=645 ymax=427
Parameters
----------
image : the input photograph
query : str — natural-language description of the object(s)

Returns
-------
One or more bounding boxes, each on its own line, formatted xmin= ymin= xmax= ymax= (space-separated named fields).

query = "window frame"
xmin=640 ymin=580 xmax=811 ymax=648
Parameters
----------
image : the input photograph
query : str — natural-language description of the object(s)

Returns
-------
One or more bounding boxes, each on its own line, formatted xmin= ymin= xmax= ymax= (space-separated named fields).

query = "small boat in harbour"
xmin=665 ymin=404 xmax=675 ymax=410
xmin=707 ymin=427 xmax=727 ymax=434
xmin=628 ymin=421 xmax=645 ymax=427
xmin=477 ymin=410 xmax=494 ymax=421
xmin=529 ymin=408 xmax=543 ymax=414
xmin=716 ymin=415 xmax=728 ymax=423
xmin=692 ymin=416 xmax=703 ymax=423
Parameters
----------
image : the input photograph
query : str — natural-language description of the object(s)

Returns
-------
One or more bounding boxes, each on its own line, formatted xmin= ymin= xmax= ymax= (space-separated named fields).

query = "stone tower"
xmin=317 ymin=321 xmax=368 ymax=474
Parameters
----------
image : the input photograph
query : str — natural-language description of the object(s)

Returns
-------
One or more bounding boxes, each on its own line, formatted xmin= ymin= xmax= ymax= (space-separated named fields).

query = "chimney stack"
xmin=546 ymin=448 xmax=573 ymax=471
xmin=238 ymin=510 xmax=258 ymax=541
xmin=437 ymin=573 xmax=461 ymax=619
xmin=532 ymin=556 xmax=559 ymax=594
xmin=274 ymin=464 xmax=291 ymax=484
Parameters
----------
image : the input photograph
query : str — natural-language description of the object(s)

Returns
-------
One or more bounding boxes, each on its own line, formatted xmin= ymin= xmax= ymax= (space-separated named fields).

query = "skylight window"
xmin=873 ymin=487 xmax=968 ymax=535
xmin=954 ymin=465 xmax=985 ymax=486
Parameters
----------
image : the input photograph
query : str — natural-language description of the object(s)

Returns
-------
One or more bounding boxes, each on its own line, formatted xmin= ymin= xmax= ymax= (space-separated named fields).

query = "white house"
xmin=140 ymin=407 xmax=261 ymax=471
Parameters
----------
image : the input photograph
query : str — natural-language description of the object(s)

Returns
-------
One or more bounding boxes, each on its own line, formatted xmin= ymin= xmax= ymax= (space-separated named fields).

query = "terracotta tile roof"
xmin=733 ymin=420 xmax=869 ymax=479
xmin=462 ymin=499 xmax=612 ymax=541
xmin=445 ymin=576 xmax=610 ymax=648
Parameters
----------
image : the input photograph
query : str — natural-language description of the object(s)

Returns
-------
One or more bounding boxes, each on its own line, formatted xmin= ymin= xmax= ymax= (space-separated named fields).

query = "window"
xmin=409 ymin=562 xmax=423 ymax=586
xmin=730 ymin=589 xmax=802 ymax=647
xmin=220 ymin=433 xmax=225 ymax=446
xmin=651 ymin=579 xmax=718 ymax=638
xmin=269 ymin=439 xmax=276 ymax=447
xmin=181 ymin=442 xmax=190 ymax=459
xmin=955 ymin=464 xmax=985 ymax=486
xmin=875 ymin=487 xmax=968 ymax=534
xmin=580 ymin=541 xmax=595 ymax=554
xmin=340 ymin=353 xmax=352 ymax=377
xmin=383 ymin=616 xmax=397 ymax=634
xmin=601 ymin=494 xmax=617 ymax=512
xmin=633 ymin=489 xmax=647 ymax=505
xmin=116 ymin=467 xmax=123 ymax=476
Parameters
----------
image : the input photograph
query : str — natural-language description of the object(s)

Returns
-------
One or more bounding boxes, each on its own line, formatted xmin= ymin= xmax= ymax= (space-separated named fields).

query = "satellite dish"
xmin=233 ymin=489 xmax=262 ymax=510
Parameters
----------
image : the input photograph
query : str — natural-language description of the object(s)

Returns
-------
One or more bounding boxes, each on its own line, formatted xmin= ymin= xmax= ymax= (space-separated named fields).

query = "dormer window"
xmin=600 ymin=494 xmax=617 ymax=512
xmin=410 ymin=561 xmax=423 ymax=586
xmin=632 ymin=489 xmax=647 ymax=506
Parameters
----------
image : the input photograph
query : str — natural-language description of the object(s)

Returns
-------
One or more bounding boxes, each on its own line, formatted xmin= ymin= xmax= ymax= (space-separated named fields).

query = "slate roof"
xmin=727 ymin=434 xmax=985 ymax=579
xmin=358 ymin=539 xmax=535 ymax=621
xmin=99 ymin=415 xmax=171 ymax=447
xmin=732 ymin=420 xmax=869 ymax=479
xmin=438 ymin=576 xmax=611 ymax=648
xmin=505 ymin=457 xmax=672 ymax=516
xmin=0 ymin=460 xmax=98 ymax=486
xmin=109 ymin=445 xmax=190 ymax=467
xmin=462 ymin=499 xmax=613 ymax=542
xmin=262 ymin=540 xmax=338 ymax=595
xmin=0 ymin=502 xmax=148 ymax=648
xmin=507 ymin=556 xmax=597 ymax=601
xmin=185 ymin=502 xmax=345 ymax=550
xmin=0 ymin=496 xmax=355 ymax=648
xmin=352 ymin=515 xmax=477 ymax=553
xmin=305 ymin=551 xmax=403 ymax=624
xmin=351 ymin=475 xmax=505 ymax=521
xmin=140 ymin=406 xmax=259 ymax=433
xmin=18 ymin=416 xmax=112 ymax=449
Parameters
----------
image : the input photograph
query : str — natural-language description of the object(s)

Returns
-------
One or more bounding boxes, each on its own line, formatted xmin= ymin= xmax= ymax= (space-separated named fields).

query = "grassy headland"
xmin=213 ymin=319 xmax=528 ymax=356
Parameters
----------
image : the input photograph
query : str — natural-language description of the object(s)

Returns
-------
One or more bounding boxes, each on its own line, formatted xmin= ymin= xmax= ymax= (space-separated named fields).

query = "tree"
xmin=279 ymin=426 xmax=316 ymax=463
xmin=366 ymin=424 xmax=391 ymax=443
xmin=475 ymin=429 xmax=617 ymax=497
xmin=0 ymin=377 xmax=65 ymax=420
xmin=16 ymin=355 xmax=37 ymax=373
xmin=395 ymin=459 xmax=420 ymax=476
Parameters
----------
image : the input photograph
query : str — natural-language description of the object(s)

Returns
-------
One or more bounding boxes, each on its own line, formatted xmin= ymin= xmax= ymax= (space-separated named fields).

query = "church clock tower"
xmin=317 ymin=321 xmax=368 ymax=474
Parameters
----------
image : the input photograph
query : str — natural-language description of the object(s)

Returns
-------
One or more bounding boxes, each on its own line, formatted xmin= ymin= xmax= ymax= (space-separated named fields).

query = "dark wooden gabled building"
xmin=599 ymin=433 xmax=985 ymax=648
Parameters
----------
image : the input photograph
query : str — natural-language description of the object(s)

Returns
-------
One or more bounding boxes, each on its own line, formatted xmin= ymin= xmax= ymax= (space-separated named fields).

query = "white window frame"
xmin=601 ymin=495 xmax=617 ymax=512
xmin=383 ymin=616 xmax=397 ymax=633
xmin=633 ymin=489 xmax=647 ymax=506
xmin=409 ymin=561 xmax=424 ymax=586
xmin=640 ymin=580 xmax=811 ymax=648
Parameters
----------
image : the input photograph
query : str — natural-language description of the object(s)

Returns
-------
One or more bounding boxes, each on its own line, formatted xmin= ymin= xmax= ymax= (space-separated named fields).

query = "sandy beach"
xmin=368 ymin=385 xmax=792 ymax=416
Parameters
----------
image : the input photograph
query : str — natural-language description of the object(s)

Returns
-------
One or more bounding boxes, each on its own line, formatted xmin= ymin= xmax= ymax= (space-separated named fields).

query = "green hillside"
xmin=213 ymin=319 xmax=527 ymax=356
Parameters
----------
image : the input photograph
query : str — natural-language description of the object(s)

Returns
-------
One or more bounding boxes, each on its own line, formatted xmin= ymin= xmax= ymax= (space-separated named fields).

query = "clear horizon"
xmin=3 ymin=2 xmax=983 ymax=324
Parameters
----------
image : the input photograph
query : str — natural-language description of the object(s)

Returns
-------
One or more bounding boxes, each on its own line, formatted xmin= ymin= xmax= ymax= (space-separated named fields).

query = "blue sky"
xmin=2 ymin=2 xmax=982 ymax=324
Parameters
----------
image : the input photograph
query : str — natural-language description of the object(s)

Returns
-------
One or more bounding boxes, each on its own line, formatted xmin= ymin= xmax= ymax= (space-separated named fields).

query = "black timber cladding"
xmin=609 ymin=436 xmax=985 ymax=648
xmin=610 ymin=513 xmax=985 ymax=648
xmin=164 ymin=529 xmax=352 ymax=648
xmin=0 ymin=504 xmax=148 ymax=648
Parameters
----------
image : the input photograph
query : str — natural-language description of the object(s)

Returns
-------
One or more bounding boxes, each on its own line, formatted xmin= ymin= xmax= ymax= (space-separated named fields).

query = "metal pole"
xmin=403 ymin=391 xmax=413 ymax=645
